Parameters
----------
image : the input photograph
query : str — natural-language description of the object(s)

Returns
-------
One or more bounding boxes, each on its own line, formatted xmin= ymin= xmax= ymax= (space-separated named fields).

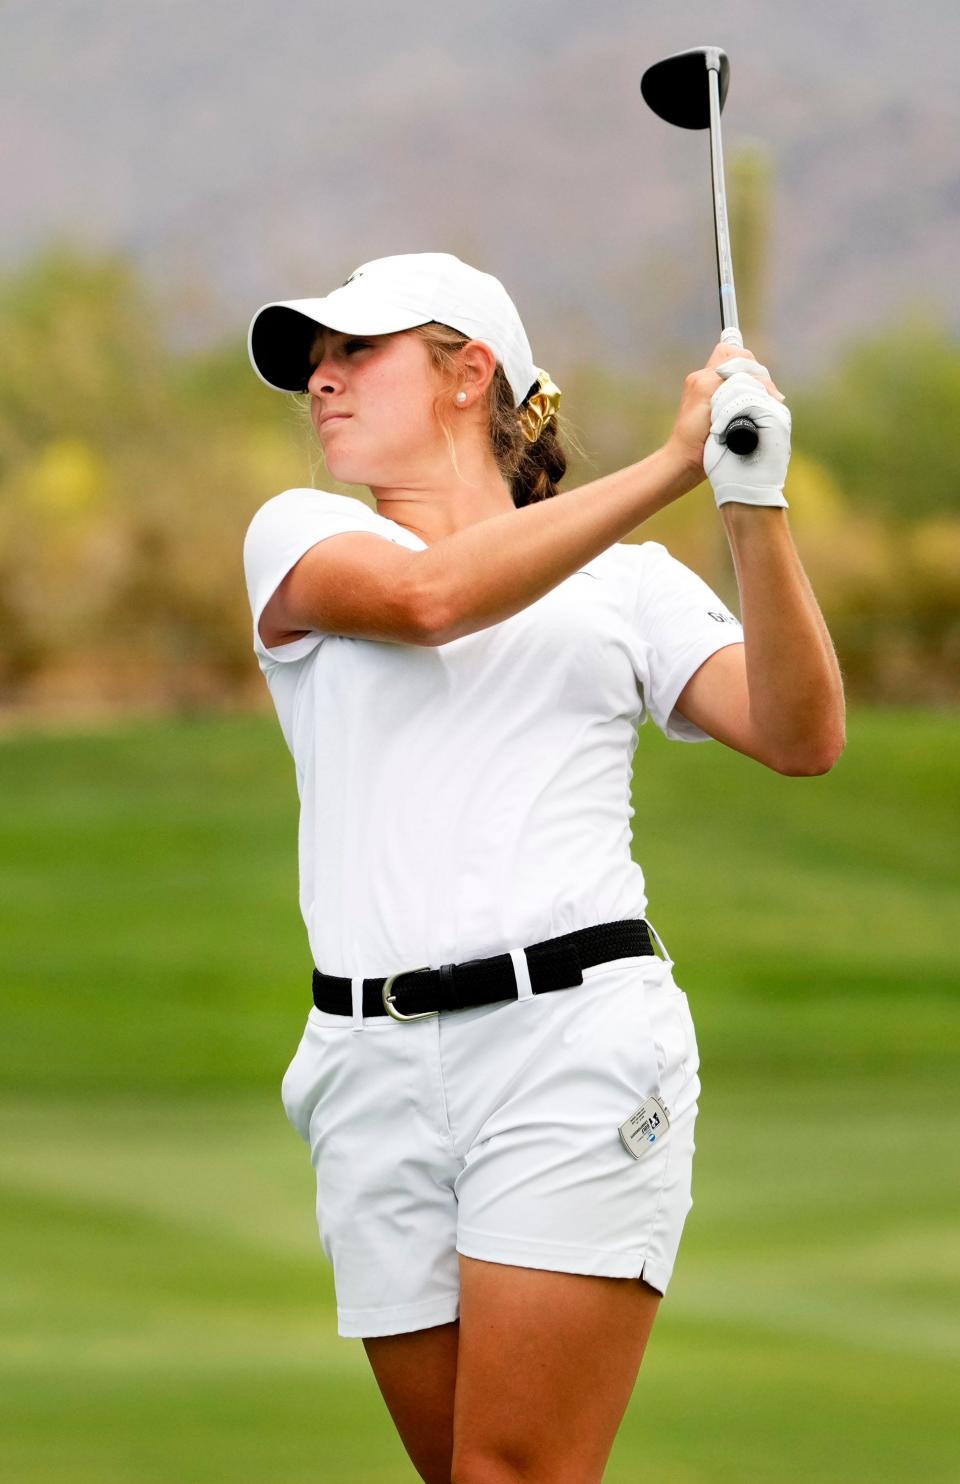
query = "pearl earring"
xmin=455 ymin=391 xmax=467 ymax=404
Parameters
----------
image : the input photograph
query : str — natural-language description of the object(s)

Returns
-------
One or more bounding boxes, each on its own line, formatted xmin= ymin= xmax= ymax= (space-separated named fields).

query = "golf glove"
xmin=704 ymin=358 xmax=791 ymax=509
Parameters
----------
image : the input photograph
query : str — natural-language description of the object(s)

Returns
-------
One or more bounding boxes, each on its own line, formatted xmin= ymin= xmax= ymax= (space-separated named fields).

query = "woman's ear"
xmin=459 ymin=340 xmax=498 ymax=399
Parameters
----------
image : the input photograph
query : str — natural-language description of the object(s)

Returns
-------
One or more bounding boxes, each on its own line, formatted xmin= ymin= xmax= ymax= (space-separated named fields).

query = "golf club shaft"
xmin=706 ymin=54 xmax=739 ymax=334
xmin=705 ymin=49 xmax=758 ymax=454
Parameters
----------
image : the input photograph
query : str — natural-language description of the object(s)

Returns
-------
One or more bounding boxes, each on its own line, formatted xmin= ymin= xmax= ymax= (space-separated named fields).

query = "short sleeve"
xmin=622 ymin=541 xmax=745 ymax=742
xmin=242 ymin=488 xmax=386 ymax=667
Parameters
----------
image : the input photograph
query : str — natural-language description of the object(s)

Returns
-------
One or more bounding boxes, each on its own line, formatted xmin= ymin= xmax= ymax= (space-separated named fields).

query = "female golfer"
xmin=243 ymin=252 xmax=845 ymax=1484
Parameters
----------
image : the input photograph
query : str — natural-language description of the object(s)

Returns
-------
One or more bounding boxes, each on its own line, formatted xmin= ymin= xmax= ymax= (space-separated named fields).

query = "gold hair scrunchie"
xmin=518 ymin=368 xmax=562 ymax=443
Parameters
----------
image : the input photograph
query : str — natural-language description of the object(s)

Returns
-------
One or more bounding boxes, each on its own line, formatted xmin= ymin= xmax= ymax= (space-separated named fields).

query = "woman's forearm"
xmin=721 ymin=504 xmax=846 ymax=770
xmin=414 ymin=447 xmax=698 ymax=644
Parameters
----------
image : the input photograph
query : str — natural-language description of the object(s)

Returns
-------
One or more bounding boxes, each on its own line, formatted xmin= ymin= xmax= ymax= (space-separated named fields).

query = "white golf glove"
xmin=703 ymin=357 xmax=791 ymax=508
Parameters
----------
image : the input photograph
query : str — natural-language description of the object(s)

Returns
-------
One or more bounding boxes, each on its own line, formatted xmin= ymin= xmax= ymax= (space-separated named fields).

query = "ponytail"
xmin=488 ymin=361 xmax=567 ymax=506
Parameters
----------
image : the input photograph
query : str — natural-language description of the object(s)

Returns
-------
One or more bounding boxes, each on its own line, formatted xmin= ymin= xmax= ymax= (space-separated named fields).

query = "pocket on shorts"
xmin=636 ymin=961 xmax=699 ymax=1107
xmin=280 ymin=1018 xmax=334 ymax=1145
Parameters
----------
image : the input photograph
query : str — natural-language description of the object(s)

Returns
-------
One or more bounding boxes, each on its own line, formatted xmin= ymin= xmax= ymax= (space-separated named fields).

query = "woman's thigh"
xmin=363 ymin=1319 xmax=461 ymax=1484
xmin=362 ymin=1261 xmax=661 ymax=1484
xmin=451 ymin=1255 xmax=661 ymax=1484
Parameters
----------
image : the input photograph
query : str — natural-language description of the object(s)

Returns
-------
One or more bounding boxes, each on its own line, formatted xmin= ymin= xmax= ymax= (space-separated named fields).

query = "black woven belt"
xmin=311 ymin=918 xmax=655 ymax=1021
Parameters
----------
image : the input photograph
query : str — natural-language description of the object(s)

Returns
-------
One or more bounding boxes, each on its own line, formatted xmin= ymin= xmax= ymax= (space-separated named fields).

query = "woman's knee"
xmin=452 ymin=1448 xmax=600 ymax=1484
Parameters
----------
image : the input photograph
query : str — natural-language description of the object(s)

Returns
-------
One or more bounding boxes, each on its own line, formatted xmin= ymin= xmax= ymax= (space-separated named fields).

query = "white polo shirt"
xmin=243 ymin=489 xmax=744 ymax=978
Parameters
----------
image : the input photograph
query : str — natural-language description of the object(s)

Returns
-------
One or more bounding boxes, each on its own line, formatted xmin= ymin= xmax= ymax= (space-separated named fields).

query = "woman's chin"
xmin=322 ymin=453 xmax=372 ymax=485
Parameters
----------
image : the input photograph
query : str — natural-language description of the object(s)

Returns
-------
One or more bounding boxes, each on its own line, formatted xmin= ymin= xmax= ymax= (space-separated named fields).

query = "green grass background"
xmin=0 ymin=706 xmax=957 ymax=1483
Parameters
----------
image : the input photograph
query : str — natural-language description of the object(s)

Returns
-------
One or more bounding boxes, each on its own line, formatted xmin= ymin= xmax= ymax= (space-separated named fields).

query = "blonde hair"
xmin=409 ymin=322 xmax=569 ymax=506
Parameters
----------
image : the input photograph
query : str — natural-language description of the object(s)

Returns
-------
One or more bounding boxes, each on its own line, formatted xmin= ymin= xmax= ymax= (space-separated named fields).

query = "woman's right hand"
xmin=664 ymin=342 xmax=784 ymax=486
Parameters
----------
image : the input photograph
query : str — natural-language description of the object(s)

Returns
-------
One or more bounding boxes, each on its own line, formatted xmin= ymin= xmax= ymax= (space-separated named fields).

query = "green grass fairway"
xmin=1 ymin=706 xmax=957 ymax=1482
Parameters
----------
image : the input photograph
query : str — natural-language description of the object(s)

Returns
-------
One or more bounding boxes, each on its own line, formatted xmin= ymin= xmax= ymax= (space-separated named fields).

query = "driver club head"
xmin=640 ymin=46 xmax=729 ymax=129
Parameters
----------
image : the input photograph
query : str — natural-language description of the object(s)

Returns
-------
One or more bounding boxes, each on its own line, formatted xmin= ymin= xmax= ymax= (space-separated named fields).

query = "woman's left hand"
xmin=703 ymin=355 xmax=792 ymax=510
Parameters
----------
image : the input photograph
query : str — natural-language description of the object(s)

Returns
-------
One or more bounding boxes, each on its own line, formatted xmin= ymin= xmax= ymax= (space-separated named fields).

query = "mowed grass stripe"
xmin=2 ymin=1090 xmax=956 ymax=1372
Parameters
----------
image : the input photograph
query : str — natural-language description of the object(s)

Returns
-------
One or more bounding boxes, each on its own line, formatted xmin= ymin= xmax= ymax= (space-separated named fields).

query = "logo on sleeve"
xmin=708 ymin=610 xmax=742 ymax=625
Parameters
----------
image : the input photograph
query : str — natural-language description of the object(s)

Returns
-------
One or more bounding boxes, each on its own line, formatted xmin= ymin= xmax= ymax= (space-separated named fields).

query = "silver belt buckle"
xmin=382 ymin=965 xmax=437 ymax=1021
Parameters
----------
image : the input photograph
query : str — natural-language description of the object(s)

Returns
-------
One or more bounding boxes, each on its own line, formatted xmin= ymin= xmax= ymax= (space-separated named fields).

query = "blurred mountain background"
xmin=5 ymin=0 xmax=958 ymax=374
xmin=1 ymin=0 xmax=958 ymax=718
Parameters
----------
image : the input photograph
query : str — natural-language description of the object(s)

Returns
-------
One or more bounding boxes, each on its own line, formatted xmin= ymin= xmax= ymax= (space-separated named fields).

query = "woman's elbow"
xmin=772 ymin=724 xmax=846 ymax=776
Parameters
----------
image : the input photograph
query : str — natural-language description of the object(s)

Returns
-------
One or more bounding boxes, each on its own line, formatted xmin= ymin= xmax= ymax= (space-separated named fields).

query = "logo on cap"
xmin=341 ymin=269 xmax=364 ymax=286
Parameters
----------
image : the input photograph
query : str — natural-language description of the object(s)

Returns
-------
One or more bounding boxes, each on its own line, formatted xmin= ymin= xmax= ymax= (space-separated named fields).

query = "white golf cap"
xmin=247 ymin=252 xmax=540 ymax=408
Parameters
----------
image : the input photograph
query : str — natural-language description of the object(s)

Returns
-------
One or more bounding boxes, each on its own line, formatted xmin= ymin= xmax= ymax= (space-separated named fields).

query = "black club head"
xmin=640 ymin=46 xmax=730 ymax=130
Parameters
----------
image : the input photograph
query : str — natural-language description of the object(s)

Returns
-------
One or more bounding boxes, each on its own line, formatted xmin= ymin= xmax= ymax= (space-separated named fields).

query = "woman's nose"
xmin=307 ymin=355 xmax=342 ymax=395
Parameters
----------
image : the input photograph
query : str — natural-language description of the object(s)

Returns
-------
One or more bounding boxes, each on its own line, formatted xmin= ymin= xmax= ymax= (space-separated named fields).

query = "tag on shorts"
xmin=619 ymin=1095 xmax=671 ymax=1159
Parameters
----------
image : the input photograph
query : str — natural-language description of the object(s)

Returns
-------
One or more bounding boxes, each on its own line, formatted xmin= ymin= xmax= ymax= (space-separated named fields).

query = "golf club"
xmin=641 ymin=45 xmax=760 ymax=455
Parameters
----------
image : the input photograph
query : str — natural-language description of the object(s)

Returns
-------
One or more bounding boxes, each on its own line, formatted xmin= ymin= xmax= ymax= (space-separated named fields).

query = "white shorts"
xmin=280 ymin=944 xmax=701 ymax=1339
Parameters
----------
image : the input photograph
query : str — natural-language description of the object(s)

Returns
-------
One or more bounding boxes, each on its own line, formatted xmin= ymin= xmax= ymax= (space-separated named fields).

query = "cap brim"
xmin=247 ymin=296 xmax=431 ymax=393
